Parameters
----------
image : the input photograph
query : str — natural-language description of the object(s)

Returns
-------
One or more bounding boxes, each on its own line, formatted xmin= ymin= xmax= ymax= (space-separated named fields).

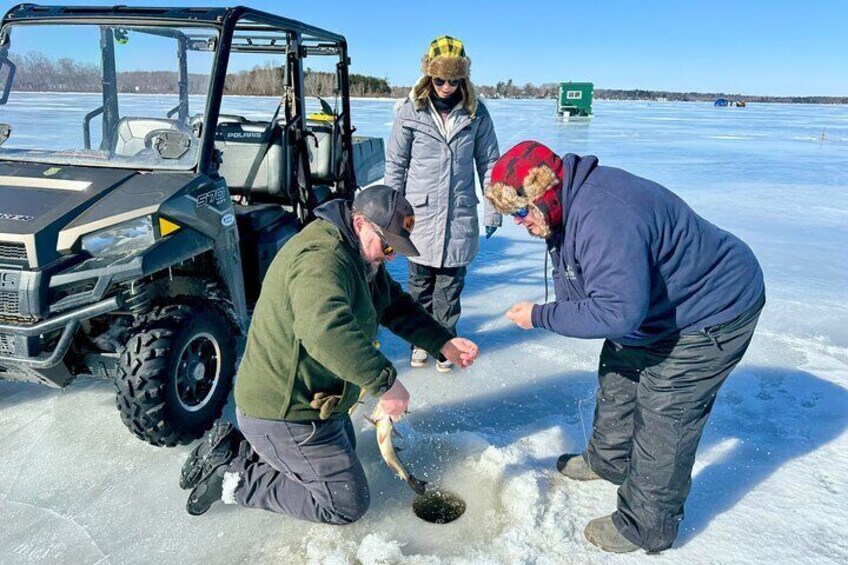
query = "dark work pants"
xmin=229 ymin=412 xmax=369 ymax=525
xmin=585 ymin=294 xmax=764 ymax=552
xmin=407 ymin=262 xmax=467 ymax=337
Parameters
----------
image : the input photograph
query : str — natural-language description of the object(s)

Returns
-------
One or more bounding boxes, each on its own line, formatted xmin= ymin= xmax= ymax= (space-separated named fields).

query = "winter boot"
xmin=180 ymin=421 xmax=243 ymax=490
xmin=584 ymin=514 xmax=640 ymax=553
xmin=410 ymin=346 xmax=428 ymax=368
xmin=556 ymin=452 xmax=602 ymax=481
xmin=186 ymin=466 xmax=226 ymax=516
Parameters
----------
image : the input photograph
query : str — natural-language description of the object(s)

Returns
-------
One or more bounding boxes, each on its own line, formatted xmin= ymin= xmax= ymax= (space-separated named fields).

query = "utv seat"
xmin=212 ymin=117 xmax=293 ymax=203
xmin=111 ymin=117 xmax=189 ymax=157
xmin=208 ymin=113 xmax=339 ymax=203
xmin=305 ymin=116 xmax=342 ymax=182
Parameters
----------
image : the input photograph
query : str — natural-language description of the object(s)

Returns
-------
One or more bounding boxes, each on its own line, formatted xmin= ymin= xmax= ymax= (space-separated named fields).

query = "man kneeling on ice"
xmin=486 ymin=141 xmax=764 ymax=553
xmin=181 ymin=185 xmax=479 ymax=522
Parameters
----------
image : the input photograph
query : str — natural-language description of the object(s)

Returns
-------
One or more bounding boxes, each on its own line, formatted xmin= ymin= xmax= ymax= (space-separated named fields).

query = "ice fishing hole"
xmin=413 ymin=490 xmax=466 ymax=524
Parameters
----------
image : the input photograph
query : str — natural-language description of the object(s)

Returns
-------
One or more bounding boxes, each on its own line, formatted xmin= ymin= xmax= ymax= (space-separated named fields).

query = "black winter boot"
xmin=556 ymin=452 xmax=602 ymax=481
xmin=186 ymin=466 xmax=227 ymax=516
xmin=180 ymin=421 xmax=243 ymax=490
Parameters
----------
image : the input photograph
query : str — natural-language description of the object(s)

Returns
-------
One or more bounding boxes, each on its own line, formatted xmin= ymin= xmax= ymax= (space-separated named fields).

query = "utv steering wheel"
xmin=144 ymin=125 xmax=194 ymax=160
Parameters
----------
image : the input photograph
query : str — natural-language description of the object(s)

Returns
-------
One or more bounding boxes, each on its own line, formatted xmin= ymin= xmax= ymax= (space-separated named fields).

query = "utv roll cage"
xmin=0 ymin=3 xmax=361 ymax=223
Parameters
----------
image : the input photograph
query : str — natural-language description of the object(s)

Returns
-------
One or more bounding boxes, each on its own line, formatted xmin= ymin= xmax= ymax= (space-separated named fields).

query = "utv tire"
xmin=115 ymin=304 xmax=236 ymax=447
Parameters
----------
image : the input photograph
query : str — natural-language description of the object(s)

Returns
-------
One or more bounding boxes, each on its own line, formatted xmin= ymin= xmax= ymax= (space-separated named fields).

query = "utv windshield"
xmin=0 ymin=23 xmax=217 ymax=170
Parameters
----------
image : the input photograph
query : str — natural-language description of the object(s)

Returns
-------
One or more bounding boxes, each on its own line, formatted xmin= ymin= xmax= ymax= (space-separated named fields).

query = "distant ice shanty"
xmin=557 ymin=82 xmax=593 ymax=120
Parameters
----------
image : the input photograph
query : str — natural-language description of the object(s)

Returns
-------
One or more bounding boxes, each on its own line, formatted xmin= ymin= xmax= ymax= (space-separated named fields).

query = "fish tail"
xmin=406 ymin=476 xmax=428 ymax=496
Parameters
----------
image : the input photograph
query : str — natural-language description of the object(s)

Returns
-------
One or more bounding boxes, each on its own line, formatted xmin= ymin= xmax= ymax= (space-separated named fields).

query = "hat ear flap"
xmin=411 ymin=74 xmax=431 ymax=110
xmin=523 ymin=165 xmax=558 ymax=200
xmin=526 ymin=204 xmax=553 ymax=239
xmin=420 ymin=54 xmax=432 ymax=76
xmin=485 ymin=182 xmax=529 ymax=214
xmin=462 ymin=79 xmax=477 ymax=117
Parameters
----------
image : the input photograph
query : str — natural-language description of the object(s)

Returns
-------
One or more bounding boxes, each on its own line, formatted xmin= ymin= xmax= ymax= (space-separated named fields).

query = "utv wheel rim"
xmin=174 ymin=332 xmax=222 ymax=412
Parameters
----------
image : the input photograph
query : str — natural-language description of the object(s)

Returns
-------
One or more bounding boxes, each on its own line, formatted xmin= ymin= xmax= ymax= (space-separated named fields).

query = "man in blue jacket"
xmin=485 ymin=141 xmax=765 ymax=554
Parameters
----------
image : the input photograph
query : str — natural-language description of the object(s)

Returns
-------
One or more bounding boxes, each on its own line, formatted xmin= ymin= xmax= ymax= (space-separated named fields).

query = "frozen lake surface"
xmin=1 ymin=97 xmax=847 ymax=564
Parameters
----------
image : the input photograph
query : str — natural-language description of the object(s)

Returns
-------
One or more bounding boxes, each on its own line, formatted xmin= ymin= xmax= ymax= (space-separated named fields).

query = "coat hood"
xmin=314 ymin=198 xmax=358 ymax=250
xmin=559 ymin=153 xmax=600 ymax=224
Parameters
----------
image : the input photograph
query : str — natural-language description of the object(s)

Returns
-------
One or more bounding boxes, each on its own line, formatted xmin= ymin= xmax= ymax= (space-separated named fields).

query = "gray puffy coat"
xmin=384 ymin=98 xmax=500 ymax=268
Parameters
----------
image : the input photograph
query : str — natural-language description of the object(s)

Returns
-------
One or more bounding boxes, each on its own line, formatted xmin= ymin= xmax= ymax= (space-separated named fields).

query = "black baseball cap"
xmin=353 ymin=185 xmax=419 ymax=257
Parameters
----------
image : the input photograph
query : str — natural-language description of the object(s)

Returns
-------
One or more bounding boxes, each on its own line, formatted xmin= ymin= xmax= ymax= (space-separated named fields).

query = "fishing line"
xmin=576 ymin=385 xmax=600 ymax=451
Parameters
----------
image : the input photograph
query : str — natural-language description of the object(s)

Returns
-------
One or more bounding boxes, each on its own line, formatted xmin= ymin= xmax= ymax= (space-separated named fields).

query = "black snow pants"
xmin=585 ymin=293 xmax=764 ymax=552
xmin=407 ymin=262 xmax=467 ymax=336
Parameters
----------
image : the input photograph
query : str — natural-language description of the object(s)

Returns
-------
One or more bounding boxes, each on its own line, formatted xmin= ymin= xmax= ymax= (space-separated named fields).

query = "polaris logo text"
xmin=224 ymin=132 xmax=264 ymax=140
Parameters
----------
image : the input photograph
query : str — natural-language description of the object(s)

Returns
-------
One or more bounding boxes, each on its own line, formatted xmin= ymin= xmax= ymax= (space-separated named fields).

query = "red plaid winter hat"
xmin=485 ymin=141 xmax=564 ymax=230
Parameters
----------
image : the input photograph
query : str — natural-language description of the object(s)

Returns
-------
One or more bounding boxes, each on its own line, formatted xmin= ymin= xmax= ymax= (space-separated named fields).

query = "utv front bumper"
xmin=0 ymin=296 xmax=120 ymax=387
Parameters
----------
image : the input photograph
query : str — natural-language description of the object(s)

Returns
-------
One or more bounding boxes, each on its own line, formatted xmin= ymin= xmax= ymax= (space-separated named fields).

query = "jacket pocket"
xmin=407 ymin=192 xmax=429 ymax=207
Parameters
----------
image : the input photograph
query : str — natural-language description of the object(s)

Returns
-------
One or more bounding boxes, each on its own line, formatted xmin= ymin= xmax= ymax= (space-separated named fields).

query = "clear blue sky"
xmin=2 ymin=0 xmax=846 ymax=96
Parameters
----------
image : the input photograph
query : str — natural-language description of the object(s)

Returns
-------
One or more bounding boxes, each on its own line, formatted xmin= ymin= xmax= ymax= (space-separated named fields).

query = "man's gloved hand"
xmin=484 ymin=226 xmax=498 ymax=239
xmin=378 ymin=379 xmax=410 ymax=421
xmin=310 ymin=392 xmax=343 ymax=420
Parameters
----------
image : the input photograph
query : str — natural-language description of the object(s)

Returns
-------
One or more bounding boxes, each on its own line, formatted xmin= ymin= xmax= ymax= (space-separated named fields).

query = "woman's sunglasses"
xmin=512 ymin=207 xmax=529 ymax=219
xmin=433 ymin=77 xmax=461 ymax=87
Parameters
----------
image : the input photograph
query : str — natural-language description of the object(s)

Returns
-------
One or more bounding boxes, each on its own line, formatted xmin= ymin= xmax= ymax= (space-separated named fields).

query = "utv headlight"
xmin=81 ymin=216 xmax=156 ymax=257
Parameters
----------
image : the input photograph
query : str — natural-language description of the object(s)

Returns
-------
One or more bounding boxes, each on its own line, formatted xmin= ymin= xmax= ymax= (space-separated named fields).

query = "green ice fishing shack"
xmin=557 ymin=82 xmax=594 ymax=119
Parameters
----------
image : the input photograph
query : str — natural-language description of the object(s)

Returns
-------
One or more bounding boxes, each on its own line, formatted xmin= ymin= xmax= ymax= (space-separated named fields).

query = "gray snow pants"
xmin=585 ymin=293 xmax=764 ymax=552
xmin=229 ymin=411 xmax=369 ymax=525
xmin=407 ymin=262 xmax=467 ymax=336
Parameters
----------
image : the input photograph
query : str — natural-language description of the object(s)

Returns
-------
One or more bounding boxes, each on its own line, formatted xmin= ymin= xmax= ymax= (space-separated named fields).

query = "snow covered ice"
xmin=1 ymin=98 xmax=847 ymax=564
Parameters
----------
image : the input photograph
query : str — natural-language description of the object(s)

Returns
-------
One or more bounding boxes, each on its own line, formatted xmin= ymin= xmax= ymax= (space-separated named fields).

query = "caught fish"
xmin=366 ymin=403 xmax=427 ymax=495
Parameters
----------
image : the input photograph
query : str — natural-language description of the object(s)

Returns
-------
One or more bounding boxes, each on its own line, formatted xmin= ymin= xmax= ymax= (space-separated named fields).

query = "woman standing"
xmin=384 ymin=35 xmax=500 ymax=372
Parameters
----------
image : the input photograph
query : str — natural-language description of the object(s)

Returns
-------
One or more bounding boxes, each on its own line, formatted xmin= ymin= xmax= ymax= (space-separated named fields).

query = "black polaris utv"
xmin=0 ymin=5 xmax=385 ymax=446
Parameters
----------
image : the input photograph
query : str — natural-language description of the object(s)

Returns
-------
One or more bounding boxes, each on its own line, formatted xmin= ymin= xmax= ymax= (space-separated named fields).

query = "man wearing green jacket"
xmin=184 ymin=185 xmax=479 ymax=522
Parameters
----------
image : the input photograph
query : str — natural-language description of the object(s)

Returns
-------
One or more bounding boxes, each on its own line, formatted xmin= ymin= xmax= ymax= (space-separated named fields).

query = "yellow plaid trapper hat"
xmin=421 ymin=35 xmax=470 ymax=80
xmin=428 ymin=35 xmax=466 ymax=60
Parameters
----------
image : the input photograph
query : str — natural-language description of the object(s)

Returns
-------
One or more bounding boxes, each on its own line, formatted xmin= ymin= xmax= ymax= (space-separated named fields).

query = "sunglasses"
xmin=512 ymin=207 xmax=529 ymax=219
xmin=370 ymin=222 xmax=395 ymax=256
xmin=433 ymin=77 xmax=461 ymax=87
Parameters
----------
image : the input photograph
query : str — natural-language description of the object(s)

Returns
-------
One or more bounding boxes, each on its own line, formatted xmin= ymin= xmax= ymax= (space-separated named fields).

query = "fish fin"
xmin=394 ymin=446 xmax=403 ymax=453
xmin=407 ymin=476 xmax=428 ymax=496
xmin=391 ymin=427 xmax=404 ymax=440
xmin=363 ymin=416 xmax=378 ymax=428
